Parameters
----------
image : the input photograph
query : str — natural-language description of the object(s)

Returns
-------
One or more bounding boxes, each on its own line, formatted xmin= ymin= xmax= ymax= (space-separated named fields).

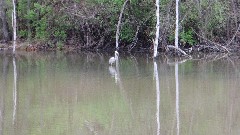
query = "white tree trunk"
xmin=12 ymin=0 xmax=17 ymax=53
xmin=116 ymin=0 xmax=129 ymax=50
xmin=175 ymin=0 xmax=179 ymax=48
xmin=154 ymin=60 xmax=160 ymax=135
xmin=154 ymin=0 xmax=160 ymax=58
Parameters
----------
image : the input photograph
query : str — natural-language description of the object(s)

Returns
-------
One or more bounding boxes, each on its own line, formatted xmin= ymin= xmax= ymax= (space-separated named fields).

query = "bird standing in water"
xmin=109 ymin=51 xmax=119 ymax=66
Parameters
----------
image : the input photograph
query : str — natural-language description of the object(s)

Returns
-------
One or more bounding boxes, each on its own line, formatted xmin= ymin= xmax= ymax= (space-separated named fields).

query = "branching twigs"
xmin=116 ymin=0 xmax=129 ymax=50
xmin=195 ymin=45 xmax=219 ymax=52
xmin=226 ymin=24 xmax=240 ymax=46
xmin=128 ymin=26 xmax=140 ymax=52
xmin=192 ymin=29 xmax=230 ymax=53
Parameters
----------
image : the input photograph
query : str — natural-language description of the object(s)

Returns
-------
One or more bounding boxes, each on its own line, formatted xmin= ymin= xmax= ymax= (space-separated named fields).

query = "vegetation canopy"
xmin=0 ymin=0 xmax=240 ymax=53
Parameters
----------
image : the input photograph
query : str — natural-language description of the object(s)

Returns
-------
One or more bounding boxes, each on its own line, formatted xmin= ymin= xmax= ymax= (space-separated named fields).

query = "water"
xmin=0 ymin=51 xmax=240 ymax=135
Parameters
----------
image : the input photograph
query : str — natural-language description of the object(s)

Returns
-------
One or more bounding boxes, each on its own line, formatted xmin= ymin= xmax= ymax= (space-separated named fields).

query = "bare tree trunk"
xmin=154 ymin=0 xmax=160 ymax=58
xmin=12 ymin=0 xmax=17 ymax=53
xmin=0 ymin=0 xmax=10 ymax=41
xmin=175 ymin=0 xmax=179 ymax=48
xmin=116 ymin=0 xmax=129 ymax=50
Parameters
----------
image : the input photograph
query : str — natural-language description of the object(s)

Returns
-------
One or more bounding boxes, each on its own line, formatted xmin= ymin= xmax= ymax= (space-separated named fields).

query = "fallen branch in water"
xmin=193 ymin=44 xmax=219 ymax=52
xmin=167 ymin=45 xmax=188 ymax=56
xmin=192 ymin=29 xmax=230 ymax=53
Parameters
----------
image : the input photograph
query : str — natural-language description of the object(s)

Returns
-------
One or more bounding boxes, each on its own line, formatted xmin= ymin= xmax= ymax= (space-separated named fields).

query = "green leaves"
xmin=120 ymin=23 xmax=135 ymax=42
xmin=168 ymin=29 xmax=196 ymax=46
xmin=54 ymin=29 xmax=67 ymax=41
xmin=23 ymin=3 xmax=53 ymax=40
xmin=180 ymin=29 xmax=196 ymax=46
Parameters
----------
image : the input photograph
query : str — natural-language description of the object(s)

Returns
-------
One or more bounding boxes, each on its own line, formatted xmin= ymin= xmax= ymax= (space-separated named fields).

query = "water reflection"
xmin=0 ymin=53 xmax=9 ymax=135
xmin=12 ymin=57 xmax=17 ymax=125
xmin=175 ymin=62 xmax=179 ymax=135
xmin=154 ymin=60 xmax=160 ymax=135
xmin=167 ymin=57 xmax=190 ymax=135
xmin=108 ymin=54 xmax=134 ymax=119
xmin=0 ymin=52 xmax=239 ymax=134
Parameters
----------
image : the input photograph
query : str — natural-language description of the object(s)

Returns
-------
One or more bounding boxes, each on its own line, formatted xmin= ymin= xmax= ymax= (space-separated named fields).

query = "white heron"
xmin=109 ymin=51 xmax=119 ymax=66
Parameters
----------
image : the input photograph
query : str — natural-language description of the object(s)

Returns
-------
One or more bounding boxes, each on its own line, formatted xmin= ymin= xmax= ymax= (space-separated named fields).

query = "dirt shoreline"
xmin=1 ymin=41 xmax=240 ymax=55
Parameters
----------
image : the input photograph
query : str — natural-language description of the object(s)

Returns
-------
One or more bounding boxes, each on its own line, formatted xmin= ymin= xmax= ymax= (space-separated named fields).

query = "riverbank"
xmin=1 ymin=40 xmax=240 ymax=56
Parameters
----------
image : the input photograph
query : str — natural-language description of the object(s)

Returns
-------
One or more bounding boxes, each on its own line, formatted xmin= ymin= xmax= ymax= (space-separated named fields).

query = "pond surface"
xmin=0 ymin=51 xmax=240 ymax=135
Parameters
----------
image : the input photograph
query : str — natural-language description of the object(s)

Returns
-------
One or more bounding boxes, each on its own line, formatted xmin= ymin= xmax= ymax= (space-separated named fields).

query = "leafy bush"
xmin=24 ymin=3 xmax=52 ymax=41
xmin=180 ymin=29 xmax=196 ymax=46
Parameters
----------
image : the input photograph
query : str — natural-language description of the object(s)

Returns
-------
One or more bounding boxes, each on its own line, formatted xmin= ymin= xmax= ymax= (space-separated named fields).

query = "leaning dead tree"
xmin=116 ymin=0 xmax=129 ymax=50
xmin=154 ymin=0 xmax=160 ymax=58
xmin=109 ymin=0 xmax=129 ymax=66
xmin=12 ymin=0 xmax=17 ymax=53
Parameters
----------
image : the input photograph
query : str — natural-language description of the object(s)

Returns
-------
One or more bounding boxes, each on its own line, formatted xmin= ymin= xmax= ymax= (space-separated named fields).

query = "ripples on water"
xmin=0 ymin=51 xmax=240 ymax=135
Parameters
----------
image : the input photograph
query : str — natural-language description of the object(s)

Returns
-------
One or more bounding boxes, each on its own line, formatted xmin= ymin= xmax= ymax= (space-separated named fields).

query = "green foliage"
xmin=180 ymin=29 xmax=196 ymax=46
xmin=207 ymin=1 xmax=227 ymax=30
xmin=180 ymin=0 xmax=228 ymax=39
xmin=52 ymin=15 xmax=69 ymax=43
xmin=92 ymin=0 xmax=124 ymax=5
xmin=24 ymin=3 xmax=52 ymax=40
xmin=1 ymin=0 xmax=235 ymax=50
xmin=167 ymin=29 xmax=196 ymax=46
xmin=18 ymin=30 xmax=28 ymax=38
xmin=120 ymin=24 xmax=135 ymax=42
xmin=56 ymin=41 xmax=64 ymax=50
xmin=54 ymin=29 xmax=67 ymax=42
xmin=35 ymin=18 xmax=49 ymax=40
xmin=168 ymin=34 xmax=174 ymax=43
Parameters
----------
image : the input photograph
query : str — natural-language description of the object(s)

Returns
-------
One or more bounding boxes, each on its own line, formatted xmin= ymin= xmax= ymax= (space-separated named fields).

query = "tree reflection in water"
xmin=175 ymin=62 xmax=179 ymax=135
xmin=12 ymin=56 xmax=17 ymax=125
xmin=154 ymin=60 xmax=160 ymax=135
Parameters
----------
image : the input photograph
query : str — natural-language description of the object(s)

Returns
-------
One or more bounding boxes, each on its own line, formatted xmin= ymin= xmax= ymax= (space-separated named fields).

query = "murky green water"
xmin=0 ymin=51 xmax=240 ymax=135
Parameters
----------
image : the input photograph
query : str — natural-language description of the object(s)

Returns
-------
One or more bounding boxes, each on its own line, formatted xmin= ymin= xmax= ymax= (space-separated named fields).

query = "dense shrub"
xmin=0 ymin=0 xmax=239 ymax=50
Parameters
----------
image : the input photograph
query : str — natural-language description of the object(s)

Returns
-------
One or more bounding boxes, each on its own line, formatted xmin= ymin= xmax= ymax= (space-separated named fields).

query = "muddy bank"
xmin=1 ymin=40 xmax=240 ymax=56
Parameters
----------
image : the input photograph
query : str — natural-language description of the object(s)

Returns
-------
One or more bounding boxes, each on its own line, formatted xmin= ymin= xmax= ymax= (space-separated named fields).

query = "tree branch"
xmin=167 ymin=45 xmax=188 ymax=56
